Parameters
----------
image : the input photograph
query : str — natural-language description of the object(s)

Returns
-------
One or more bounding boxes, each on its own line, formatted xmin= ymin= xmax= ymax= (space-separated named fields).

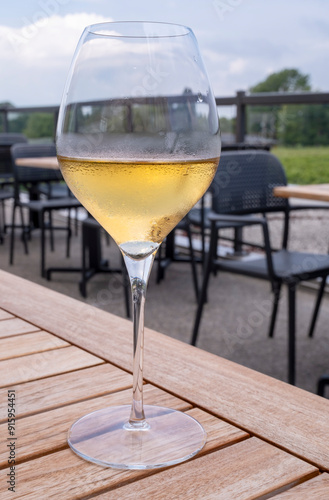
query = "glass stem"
xmin=123 ymin=252 xmax=155 ymax=429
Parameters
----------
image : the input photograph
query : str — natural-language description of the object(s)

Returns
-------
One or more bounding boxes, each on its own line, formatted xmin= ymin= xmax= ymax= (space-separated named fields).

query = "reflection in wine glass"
xmin=56 ymin=21 xmax=221 ymax=469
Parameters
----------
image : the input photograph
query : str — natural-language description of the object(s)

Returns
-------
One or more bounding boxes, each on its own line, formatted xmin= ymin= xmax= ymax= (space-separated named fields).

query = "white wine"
xmin=59 ymin=156 xmax=218 ymax=258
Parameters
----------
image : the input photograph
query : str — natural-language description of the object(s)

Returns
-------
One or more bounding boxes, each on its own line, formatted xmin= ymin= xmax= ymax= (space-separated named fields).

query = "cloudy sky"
xmin=1 ymin=0 xmax=328 ymax=107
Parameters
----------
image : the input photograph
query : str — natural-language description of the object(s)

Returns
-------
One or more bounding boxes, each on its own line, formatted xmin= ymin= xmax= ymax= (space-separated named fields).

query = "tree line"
xmin=247 ymin=69 xmax=329 ymax=146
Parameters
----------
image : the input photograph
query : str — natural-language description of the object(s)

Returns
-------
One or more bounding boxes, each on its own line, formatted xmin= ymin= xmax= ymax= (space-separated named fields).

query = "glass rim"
xmin=86 ymin=21 xmax=191 ymax=39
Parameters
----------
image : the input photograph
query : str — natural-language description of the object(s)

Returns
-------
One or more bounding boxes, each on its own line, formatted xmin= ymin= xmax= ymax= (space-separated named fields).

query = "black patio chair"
xmin=0 ymin=133 xmax=28 ymax=184
xmin=191 ymin=150 xmax=329 ymax=385
xmin=156 ymin=146 xmax=272 ymax=300
xmin=0 ymin=133 xmax=28 ymax=239
xmin=156 ymin=216 xmax=200 ymax=301
xmin=46 ymin=216 xmax=131 ymax=317
xmin=80 ymin=217 xmax=130 ymax=316
xmin=317 ymin=374 xmax=329 ymax=397
xmin=9 ymin=143 xmax=81 ymax=277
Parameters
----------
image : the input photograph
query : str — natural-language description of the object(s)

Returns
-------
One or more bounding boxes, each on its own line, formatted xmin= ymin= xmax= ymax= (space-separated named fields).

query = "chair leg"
xmin=75 ymin=208 xmax=79 ymax=236
xmin=317 ymin=375 xmax=329 ymax=397
xmin=66 ymin=211 xmax=72 ymax=258
xmin=191 ymin=225 xmax=217 ymax=346
xmin=19 ymin=206 xmax=29 ymax=255
xmin=9 ymin=204 xmax=17 ymax=265
xmin=121 ymin=256 xmax=131 ymax=318
xmin=308 ymin=276 xmax=327 ymax=338
xmin=0 ymin=200 xmax=4 ymax=237
xmin=287 ymin=284 xmax=297 ymax=385
xmin=268 ymin=283 xmax=282 ymax=338
xmin=41 ymin=211 xmax=46 ymax=278
xmin=186 ymin=222 xmax=199 ymax=302
xmin=49 ymin=212 xmax=55 ymax=251
xmin=156 ymin=240 xmax=165 ymax=284
xmin=79 ymin=221 xmax=88 ymax=297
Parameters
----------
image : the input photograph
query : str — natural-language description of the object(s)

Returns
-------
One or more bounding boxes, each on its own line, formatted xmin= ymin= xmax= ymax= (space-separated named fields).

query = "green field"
xmin=272 ymin=146 xmax=329 ymax=185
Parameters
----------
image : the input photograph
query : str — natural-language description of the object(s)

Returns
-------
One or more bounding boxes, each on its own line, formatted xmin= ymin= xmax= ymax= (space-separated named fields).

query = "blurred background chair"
xmin=0 ymin=133 xmax=28 ymax=240
xmin=9 ymin=142 xmax=81 ymax=277
xmin=191 ymin=150 xmax=329 ymax=385
xmin=80 ymin=217 xmax=130 ymax=316
xmin=156 ymin=217 xmax=200 ymax=301
xmin=156 ymin=145 xmax=274 ymax=301
xmin=317 ymin=374 xmax=329 ymax=397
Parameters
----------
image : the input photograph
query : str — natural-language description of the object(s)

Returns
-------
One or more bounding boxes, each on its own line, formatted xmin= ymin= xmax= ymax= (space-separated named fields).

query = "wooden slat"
xmin=185 ymin=408 xmax=248 ymax=453
xmin=0 ymin=408 xmax=249 ymax=499
xmin=0 ymin=317 xmax=40 ymax=338
xmin=0 ymin=331 xmax=69 ymax=361
xmin=95 ymin=438 xmax=318 ymax=500
xmin=274 ymin=184 xmax=329 ymax=202
xmin=273 ymin=473 xmax=329 ymax=499
xmin=0 ymin=309 xmax=13 ymax=320
xmin=0 ymin=384 xmax=191 ymax=468
xmin=0 ymin=271 xmax=328 ymax=470
xmin=0 ymin=346 xmax=103 ymax=387
xmin=0 ymin=364 xmax=132 ymax=421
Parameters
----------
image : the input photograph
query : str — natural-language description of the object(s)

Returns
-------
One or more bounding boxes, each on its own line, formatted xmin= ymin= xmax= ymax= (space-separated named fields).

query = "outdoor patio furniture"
xmin=191 ymin=150 xmax=329 ymax=385
xmin=0 ymin=133 xmax=28 ymax=183
xmin=47 ymin=216 xmax=131 ymax=318
xmin=0 ymin=133 xmax=28 ymax=238
xmin=9 ymin=143 xmax=81 ymax=277
xmin=317 ymin=374 xmax=329 ymax=397
xmin=156 ymin=216 xmax=200 ymax=301
xmin=274 ymin=183 xmax=329 ymax=338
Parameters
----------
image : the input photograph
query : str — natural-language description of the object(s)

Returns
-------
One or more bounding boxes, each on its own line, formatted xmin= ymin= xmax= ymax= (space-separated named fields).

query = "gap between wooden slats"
xmin=273 ymin=472 xmax=329 ymax=499
xmin=0 ymin=364 xmax=133 ymax=422
xmin=0 ymin=407 xmax=249 ymax=499
xmin=0 ymin=384 xmax=194 ymax=469
xmin=0 ymin=346 xmax=104 ymax=387
xmin=0 ymin=318 xmax=40 ymax=339
xmin=0 ymin=436 xmax=318 ymax=500
xmin=0 ymin=331 xmax=69 ymax=361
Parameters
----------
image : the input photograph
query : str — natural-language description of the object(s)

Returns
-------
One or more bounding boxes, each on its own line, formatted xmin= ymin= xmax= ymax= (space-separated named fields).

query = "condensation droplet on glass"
xmin=193 ymin=56 xmax=198 ymax=62
xmin=197 ymin=93 xmax=203 ymax=103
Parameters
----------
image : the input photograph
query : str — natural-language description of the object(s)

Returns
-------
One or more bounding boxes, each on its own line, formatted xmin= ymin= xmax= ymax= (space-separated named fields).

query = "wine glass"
xmin=56 ymin=21 xmax=221 ymax=469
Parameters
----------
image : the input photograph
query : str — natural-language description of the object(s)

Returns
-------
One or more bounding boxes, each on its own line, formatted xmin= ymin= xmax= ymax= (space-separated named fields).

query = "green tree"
xmin=248 ymin=69 xmax=311 ymax=142
xmin=23 ymin=113 xmax=54 ymax=139
xmin=9 ymin=113 xmax=30 ymax=134
xmin=278 ymin=104 xmax=329 ymax=146
xmin=249 ymin=69 xmax=311 ymax=93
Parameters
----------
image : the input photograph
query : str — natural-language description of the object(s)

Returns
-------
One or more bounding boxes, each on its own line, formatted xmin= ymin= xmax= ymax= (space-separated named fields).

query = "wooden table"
xmin=16 ymin=156 xmax=59 ymax=170
xmin=1 ymin=271 xmax=329 ymax=498
xmin=274 ymin=184 xmax=329 ymax=203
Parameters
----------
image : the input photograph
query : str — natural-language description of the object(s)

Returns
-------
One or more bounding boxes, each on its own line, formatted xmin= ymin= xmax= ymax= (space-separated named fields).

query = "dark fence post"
xmin=3 ymin=109 xmax=9 ymax=133
xmin=53 ymin=109 xmax=59 ymax=140
xmin=235 ymin=90 xmax=246 ymax=143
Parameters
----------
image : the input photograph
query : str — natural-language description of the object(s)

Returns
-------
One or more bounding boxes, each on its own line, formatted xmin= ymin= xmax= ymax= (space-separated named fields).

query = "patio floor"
xmin=1 ymin=202 xmax=329 ymax=395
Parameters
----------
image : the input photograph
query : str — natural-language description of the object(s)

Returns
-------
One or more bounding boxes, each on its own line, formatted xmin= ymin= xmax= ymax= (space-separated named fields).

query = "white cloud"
xmin=0 ymin=13 xmax=110 ymax=105
xmin=0 ymin=1 xmax=328 ymax=107
xmin=229 ymin=58 xmax=247 ymax=75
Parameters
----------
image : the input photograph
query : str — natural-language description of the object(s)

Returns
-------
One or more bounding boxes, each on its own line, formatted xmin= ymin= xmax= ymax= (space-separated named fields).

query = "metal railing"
xmin=1 ymin=90 xmax=329 ymax=142
xmin=215 ymin=90 xmax=329 ymax=142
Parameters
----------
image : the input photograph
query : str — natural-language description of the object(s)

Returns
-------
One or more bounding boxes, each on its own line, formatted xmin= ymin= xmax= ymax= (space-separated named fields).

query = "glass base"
xmin=68 ymin=405 xmax=206 ymax=469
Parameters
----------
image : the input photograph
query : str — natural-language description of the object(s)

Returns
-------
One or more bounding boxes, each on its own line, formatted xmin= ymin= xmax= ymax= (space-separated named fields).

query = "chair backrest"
xmin=0 ymin=133 xmax=28 ymax=146
xmin=11 ymin=143 xmax=61 ymax=184
xmin=211 ymin=150 xmax=289 ymax=215
xmin=0 ymin=133 xmax=28 ymax=179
